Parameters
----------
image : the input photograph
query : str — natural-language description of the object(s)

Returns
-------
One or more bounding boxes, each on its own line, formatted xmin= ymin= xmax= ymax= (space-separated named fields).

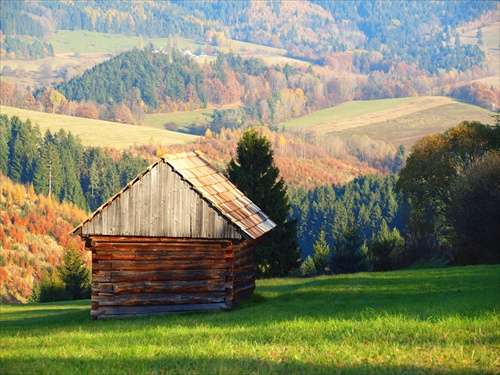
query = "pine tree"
xmin=0 ymin=131 xmax=8 ymax=175
xmin=330 ymin=224 xmax=369 ymax=274
xmin=227 ymin=128 xmax=300 ymax=277
xmin=8 ymin=136 xmax=24 ymax=182
xmin=58 ymin=247 xmax=91 ymax=300
xmin=313 ymin=230 xmax=330 ymax=274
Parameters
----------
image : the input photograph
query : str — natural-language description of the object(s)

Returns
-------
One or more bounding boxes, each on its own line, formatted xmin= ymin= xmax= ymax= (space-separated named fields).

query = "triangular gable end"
xmin=72 ymin=152 xmax=276 ymax=240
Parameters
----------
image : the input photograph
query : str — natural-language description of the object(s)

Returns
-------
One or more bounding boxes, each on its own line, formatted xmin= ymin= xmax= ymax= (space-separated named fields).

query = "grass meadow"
xmin=143 ymin=103 xmax=243 ymax=131
xmin=49 ymin=30 xmax=203 ymax=55
xmin=461 ymin=22 xmax=500 ymax=89
xmin=1 ymin=265 xmax=499 ymax=374
xmin=281 ymin=97 xmax=495 ymax=149
xmin=144 ymin=108 xmax=215 ymax=131
xmin=0 ymin=106 xmax=198 ymax=149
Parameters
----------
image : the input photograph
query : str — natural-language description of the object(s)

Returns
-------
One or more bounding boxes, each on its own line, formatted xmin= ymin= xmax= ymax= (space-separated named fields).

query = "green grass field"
xmin=49 ymin=30 xmax=203 ymax=55
xmin=143 ymin=103 xmax=243 ymax=131
xmin=1 ymin=106 xmax=198 ymax=149
xmin=281 ymin=96 xmax=495 ymax=149
xmin=283 ymin=97 xmax=417 ymax=129
xmin=1 ymin=265 xmax=498 ymax=374
xmin=144 ymin=108 xmax=214 ymax=131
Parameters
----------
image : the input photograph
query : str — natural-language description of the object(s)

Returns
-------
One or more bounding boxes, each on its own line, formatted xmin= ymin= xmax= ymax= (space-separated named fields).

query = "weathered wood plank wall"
xmin=82 ymin=163 xmax=242 ymax=239
xmin=88 ymin=236 xmax=254 ymax=319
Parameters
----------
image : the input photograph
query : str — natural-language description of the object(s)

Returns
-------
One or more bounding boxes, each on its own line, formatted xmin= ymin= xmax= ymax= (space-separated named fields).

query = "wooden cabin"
xmin=72 ymin=151 xmax=276 ymax=320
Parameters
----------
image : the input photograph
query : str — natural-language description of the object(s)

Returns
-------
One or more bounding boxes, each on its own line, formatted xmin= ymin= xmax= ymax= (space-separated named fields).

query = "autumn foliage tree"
xmin=397 ymin=121 xmax=500 ymax=264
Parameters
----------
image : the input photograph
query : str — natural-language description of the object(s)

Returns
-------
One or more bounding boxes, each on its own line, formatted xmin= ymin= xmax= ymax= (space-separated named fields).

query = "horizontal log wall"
xmin=88 ymin=236 xmax=245 ymax=320
xmin=233 ymin=241 xmax=256 ymax=304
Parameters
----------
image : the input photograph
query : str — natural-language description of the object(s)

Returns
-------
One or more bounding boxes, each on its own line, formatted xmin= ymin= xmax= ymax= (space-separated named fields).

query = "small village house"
xmin=72 ymin=151 xmax=275 ymax=319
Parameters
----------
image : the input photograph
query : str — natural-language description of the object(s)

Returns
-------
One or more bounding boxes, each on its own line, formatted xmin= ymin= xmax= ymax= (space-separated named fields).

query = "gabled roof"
xmin=72 ymin=151 xmax=276 ymax=240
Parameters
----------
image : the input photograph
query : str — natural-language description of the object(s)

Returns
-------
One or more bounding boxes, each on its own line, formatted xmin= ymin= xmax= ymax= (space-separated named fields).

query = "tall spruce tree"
xmin=0 ymin=131 xmax=9 ymax=175
xmin=58 ymin=246 xmax=91 ymax=300
xmin=227 ymin=128 xmax=300 ymax=277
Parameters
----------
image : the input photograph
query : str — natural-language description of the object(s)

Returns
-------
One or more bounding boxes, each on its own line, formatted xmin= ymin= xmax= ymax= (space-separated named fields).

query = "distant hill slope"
xmin=0 ymin=106 xmax=198 ymax=149
xmin=281 ymin=96 xmax=495 ymax=149
xmin=0 ymin=174 xmax=88 ymax=304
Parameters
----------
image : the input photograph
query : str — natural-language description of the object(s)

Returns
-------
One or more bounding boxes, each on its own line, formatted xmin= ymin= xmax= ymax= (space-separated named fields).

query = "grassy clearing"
xmin=1 ymin=265 xmax=498 ymax=374
xmin=49 ymin=30 xmax=203 ymax=55
xmin=144 ymin=103 xmax=243 ymax=131
xmin=282 ymin=97 xmax=494 ymax=149
xmin=0 ymin=106 xmax=198 ymax=149
xmin=283 ymin=97 xmax=416 ymax=130
xmin=461 ymin=22 xmax=500 ymax=89
xmin=145 ymin=109 xmax=215 ymax=131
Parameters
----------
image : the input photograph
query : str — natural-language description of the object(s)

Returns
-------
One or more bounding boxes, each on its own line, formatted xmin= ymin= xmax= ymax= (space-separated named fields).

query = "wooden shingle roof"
xmin=72 ymin=151 xmax=276 ymax=240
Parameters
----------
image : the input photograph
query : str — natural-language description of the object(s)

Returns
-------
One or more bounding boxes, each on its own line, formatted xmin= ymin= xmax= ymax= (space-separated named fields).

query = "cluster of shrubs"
xmin=29 ymin=247 xmax=91 ymax=303
xmin=294 ymin=224 xmax=408 ymax=278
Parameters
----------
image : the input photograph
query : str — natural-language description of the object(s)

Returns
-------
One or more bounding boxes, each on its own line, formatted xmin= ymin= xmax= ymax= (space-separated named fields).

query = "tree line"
xmin=294 ymin=119 xmax=500 ymax=277
xmin=1 ymin=36 xmax=55 ymax=61
xmin=2 ymin=44 xmax=497 ymax=140
xmin=2 ymin=114 xmax=498 ymax=283
xmin=0 ymin=114 xmax=149 ymax=212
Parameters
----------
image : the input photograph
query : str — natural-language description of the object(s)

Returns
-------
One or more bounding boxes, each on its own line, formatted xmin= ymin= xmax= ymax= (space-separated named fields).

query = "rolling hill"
xmin=0 ymin=106 xmax=198 ymax=149
xmin=281 ymin=96 xmax=495 ymax=149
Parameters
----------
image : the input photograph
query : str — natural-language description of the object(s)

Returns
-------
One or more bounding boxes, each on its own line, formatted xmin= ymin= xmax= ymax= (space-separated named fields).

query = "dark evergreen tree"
xmin=368 ymin=220 xmax=405 ymax=271
xmin=8 ymin=135 xmax=24 ymax=182
xmin=0 ymin=131 xmax=8 ymax=175
xmin=313 ymin=230 xmax=330 ymax=275
xmin=7 ymin=117 xmax=39 ymax=184
xmin=58 ymin=247 xmax=91 ymax=300
xmin=330 ymin=224 xmax=370 ymax=274
xmin=56 ymin=130 xmax=87 ymax=210
xmin=227 ymin=128 xmax=300 ymax=277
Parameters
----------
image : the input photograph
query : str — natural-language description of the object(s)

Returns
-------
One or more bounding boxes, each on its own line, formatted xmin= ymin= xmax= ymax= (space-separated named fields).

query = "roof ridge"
xmin=71 ymin=151 xmax=276 ymax=239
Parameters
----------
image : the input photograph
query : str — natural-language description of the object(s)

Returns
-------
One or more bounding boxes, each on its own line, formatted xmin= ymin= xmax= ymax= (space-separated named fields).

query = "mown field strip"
xmin=282 ymin=96 xmax=494 ymax=148
xmin=1 ymin=106 xmax=198 ymax=149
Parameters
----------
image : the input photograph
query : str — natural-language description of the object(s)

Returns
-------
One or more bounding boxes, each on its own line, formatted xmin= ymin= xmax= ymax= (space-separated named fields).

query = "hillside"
xmin=0 ymin=174 xmax=88 ymax=303
xmin=4 ymin=0 xmax=491 ymax=69
xmin=281 ymin=96 xmax=495 ymax=149
xmin=0 ymin=106 xmax=198 ymax=149
xmin=1 ymin=265 xmax=499 ymax=374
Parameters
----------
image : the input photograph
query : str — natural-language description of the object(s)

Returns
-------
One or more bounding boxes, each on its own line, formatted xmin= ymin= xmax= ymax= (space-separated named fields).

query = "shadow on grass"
xmin=242 ymin=265 xmax=500 ymax=321
xmin=0 ymin=300 xmax=90 ymax=328
xmin=1 ymin=355 xmax=467 ymax=375
xmin=2 ymin=266 xmax=498 ymax=329
xmin=2 ymin=267 xmax=498 ymax=374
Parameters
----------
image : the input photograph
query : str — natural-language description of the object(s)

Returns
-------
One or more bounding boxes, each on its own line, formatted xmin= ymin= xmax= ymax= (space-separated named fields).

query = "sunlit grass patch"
xmin=1 ymin=265 xmax=498 ymax=374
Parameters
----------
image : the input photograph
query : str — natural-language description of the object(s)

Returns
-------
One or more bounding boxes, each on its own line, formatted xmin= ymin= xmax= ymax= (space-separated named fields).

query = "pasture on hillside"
xmin=1 ymin=265 xmax=499 ymax=374
xmin=48 ymin=30 xmax=203 ymax=55
xmin=143 ymin=102 xmax=244 ymax=131
xmin=461 ymin=22 xmax=500 ymax=89
xmin=281 ymin=97 xmax=495 ymax=149
xmin=0 ymin=106 xmax=198 ymax=149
